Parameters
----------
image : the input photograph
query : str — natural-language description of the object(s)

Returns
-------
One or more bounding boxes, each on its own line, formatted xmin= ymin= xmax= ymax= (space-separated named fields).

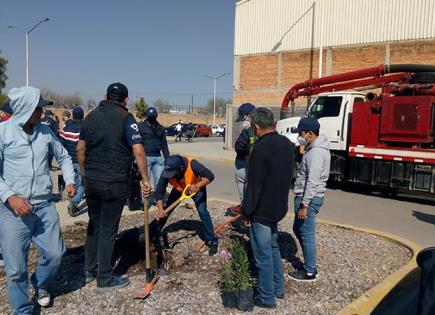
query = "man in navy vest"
xmin=77 ymin=82 xmax=151 ymax=292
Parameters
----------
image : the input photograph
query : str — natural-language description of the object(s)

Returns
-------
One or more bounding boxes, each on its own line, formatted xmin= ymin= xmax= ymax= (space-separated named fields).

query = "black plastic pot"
xmin=221 ymin=290 xmax=238 ymax=308
xmin=237 ymin=288 xmax=254 ymax=312
xmin=417 ymin=247 xmax=435 ymax=315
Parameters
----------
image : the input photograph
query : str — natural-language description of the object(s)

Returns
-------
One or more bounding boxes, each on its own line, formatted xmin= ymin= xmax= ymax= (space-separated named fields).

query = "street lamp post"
xmin=8 ymin=17 xmax=50 ymax=86
xmin=202 ymin=72 xmax=231 ymax=125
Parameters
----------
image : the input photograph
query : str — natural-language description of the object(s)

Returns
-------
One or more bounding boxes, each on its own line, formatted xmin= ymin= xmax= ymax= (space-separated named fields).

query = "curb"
xmin=208 ymin=197 xmax=422 ymax=315
xmin=172 ymin=151 xmax=234 ymax=165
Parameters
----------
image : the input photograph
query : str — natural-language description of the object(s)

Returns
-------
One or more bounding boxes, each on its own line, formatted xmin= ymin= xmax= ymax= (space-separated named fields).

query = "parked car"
xmin=211 ymin=124 xmax=225 ymax=136
xmin=164 ymin=123 xmax=187 ymax=136
xmin=195 ymin=124 xmax=212 ymax=137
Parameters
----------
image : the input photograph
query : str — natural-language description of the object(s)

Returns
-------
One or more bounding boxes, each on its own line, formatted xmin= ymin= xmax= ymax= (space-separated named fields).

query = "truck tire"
xmin=410 ymin=72 xmax=435 ymax=84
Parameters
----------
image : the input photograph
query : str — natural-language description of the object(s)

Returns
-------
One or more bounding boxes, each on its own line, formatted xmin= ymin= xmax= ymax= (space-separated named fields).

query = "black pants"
xmin=84 ymin=179 xmax=128 ymax=286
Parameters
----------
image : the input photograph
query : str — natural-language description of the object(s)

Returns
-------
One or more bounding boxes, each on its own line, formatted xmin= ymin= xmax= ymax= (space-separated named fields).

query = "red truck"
xmin=277 ymin=64 xmax=435 ymax=196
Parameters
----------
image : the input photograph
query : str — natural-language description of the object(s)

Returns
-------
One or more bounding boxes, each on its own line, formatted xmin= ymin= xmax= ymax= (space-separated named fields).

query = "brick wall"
xmin=233 ymin=39 xmax=435 ymax=107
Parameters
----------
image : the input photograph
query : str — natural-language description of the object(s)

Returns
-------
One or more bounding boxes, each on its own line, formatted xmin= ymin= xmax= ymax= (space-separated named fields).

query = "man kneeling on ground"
xmin=0 ymin=86 xmax=76 ymax=314
xmin=154 ymin=155 xmax=219 ymax=256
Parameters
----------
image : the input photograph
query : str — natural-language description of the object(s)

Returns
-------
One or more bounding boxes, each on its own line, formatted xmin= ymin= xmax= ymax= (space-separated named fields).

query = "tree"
xmin=134 ymin=97 xmax=148 ymax=119
xmin=40 ymin=88 xmax=83 ymax=109
xmin=0 ymin=50 xmax=8 ymax=105
xmin=205 ymin=97 xmax=232 ymax=118
xmin=153 ymin=98 xmax=171 ymax=114
xmin=85 ymin=99 xmax=97 ymax=111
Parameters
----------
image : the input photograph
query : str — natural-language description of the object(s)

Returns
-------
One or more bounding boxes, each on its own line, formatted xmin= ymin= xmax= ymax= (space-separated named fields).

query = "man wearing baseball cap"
xmin=231 ymin=103 xmax=256 ymax=214
xmin=0 ymin=86 xmax=76 ymax=313
xmin=77 ymin=82 xmax=151 ymax=292
xmin=138 ymin=107 xmax=170 ymax=197
xmin=153 ymin=155 xmax=218 ymax=256
xmin=288 ymin=117 xmax=330 ymax=281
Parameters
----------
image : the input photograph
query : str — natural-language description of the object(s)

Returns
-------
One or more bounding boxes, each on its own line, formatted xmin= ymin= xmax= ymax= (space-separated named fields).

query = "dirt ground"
xmin=0 ymin=201 xmax=411 ymax=315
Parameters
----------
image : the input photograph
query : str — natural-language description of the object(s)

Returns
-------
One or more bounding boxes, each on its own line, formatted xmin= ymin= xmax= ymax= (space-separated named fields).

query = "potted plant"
xmin=219 ymin=249 xmax=238 ymax=308
xmin=229 ymin=238 xmax=256 ymax=312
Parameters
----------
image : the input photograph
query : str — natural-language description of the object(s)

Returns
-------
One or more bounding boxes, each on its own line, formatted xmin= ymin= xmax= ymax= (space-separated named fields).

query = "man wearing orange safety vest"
xmin=154 ymin=155 xmax=218 ymax=256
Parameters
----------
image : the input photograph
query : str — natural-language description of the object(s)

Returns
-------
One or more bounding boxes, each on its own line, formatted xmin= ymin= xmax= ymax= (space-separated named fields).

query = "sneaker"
xmin=254 ymin=298 xmax=276 ymax=309
xmin=67 ymin=204 xmax=79 ymax=217
xmin=208 ymin=242 xmax=218 ymax=256
xmin=229 ymin=204 xmax=241 ymax=214
xmin=275 ymin=293 xmax=285 ymax=299
xmin=288 ymin=269 xmax=318 ymax=282
xmin=36 ymin=289 xmax=51 ymax=307
xmin=96 ymin=276 xmax=130 ymax=293
xmin=85 ymin=271 xmax=97 ymax=284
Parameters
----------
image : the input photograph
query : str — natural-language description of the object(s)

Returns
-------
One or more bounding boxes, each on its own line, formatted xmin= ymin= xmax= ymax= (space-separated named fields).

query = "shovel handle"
xmin=143 ymin=198 xmax=151 ymax=270
xmin=156 ymin=185 xmax=197 ymax=220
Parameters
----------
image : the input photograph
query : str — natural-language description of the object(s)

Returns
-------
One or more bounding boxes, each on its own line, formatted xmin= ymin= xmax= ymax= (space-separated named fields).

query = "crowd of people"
xmin=0 ymin=82 xmax=330 ymax=313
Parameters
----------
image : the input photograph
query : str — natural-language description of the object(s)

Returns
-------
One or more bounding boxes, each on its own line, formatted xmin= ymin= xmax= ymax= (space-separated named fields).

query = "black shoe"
xmin=67 ymin=204 xmax=79 ymax=217
xmin=288 ymin=269 xmax=318 ymax=282
xmin=85 ymin=271 xmax=97 ymax=284
xmin=96 ymin=277 xmax=130 ymax=293
xmin=275 ymin=293 xmax=285 ymax=299
xmin=254 ymin=298 xmax=276 ymax=309
xmin=208 ymin=242 xmax=218 ymax=256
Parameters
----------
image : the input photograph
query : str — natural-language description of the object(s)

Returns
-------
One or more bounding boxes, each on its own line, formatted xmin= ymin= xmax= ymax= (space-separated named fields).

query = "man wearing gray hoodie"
xmin=0 ymin=86 xmax=76 ymax=314
xmin=288 ymin=117 xmax=330 ymax=281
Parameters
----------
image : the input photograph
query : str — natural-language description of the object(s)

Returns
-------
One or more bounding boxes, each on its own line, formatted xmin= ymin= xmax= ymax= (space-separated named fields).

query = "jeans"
xmin=159 ymin=188 xmax=217 ymax=243
xmin=84 ymin=194 xmax=125 ymax=287
xmin=147 ymin=156 xmax=164 ymax=190
xmin=0 ymin=202 xmax=65 ymax=315
xmin=293 ymin=195 xmax=324 ymax=274
xmin=235 ymin=167 xmax=246 ymax=203
xmin=250 ymin=221 xmax=284 ymax=306
xmin=69 ymin=163 xmax=85 ymax=206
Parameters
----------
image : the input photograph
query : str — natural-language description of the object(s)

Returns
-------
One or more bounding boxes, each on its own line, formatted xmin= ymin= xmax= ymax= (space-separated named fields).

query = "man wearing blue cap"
xmin=0 ymin=86 xmax=76 ymax=313
xmin=59 ymin=106 xmax=86 ymax=216
xmin=231 ymin=103 xmax=256 ymax=214
xmin=288 ymin=117 xmax=330 ymax=281
xmin=154 ymin=155 xmax=219 ymax=256
xmin=138 ymin=107 xmax=169 ymax=195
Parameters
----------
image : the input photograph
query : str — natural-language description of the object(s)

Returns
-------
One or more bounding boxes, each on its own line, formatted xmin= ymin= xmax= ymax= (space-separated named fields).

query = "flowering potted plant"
xmin=219 ymin=238 xmax=256 ymax=311
xmin=219 ymin=249 xmax=238 ymax=308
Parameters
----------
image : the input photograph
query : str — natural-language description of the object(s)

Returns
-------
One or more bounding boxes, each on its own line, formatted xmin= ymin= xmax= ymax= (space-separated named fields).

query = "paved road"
xmin=203 ymin=159 xmax=435 ymax=248
xmin=167 ymin=136 xmax=223 ymax=145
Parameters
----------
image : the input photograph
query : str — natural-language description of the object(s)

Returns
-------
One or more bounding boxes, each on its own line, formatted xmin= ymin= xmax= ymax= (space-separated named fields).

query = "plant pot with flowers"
xmin=219 ymin=238 xmax=256 ymax=311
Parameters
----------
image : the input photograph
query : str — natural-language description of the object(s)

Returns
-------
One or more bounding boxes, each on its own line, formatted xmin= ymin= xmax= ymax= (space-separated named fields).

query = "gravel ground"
xmin=0 ymin=201 xmax=411 ymax=315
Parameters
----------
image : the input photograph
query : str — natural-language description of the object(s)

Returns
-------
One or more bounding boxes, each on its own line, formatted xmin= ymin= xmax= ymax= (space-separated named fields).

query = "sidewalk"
xmin=169 ymin=141 xmax=234 ymax=163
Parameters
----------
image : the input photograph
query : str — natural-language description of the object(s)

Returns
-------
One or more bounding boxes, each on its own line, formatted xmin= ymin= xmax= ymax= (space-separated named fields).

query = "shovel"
xmin=134 ymin=198 xmax=159 ymax=299
xmin=156 ymin=185 xmax=197 ymax=221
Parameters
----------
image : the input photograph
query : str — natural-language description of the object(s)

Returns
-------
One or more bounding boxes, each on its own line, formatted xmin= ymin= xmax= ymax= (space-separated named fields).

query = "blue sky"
xmin=0 ymin=0 xmax=236 ymax=107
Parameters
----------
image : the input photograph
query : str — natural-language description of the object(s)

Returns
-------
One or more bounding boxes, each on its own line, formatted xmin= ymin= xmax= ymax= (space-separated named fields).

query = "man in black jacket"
xmin=138 ymin=107 xmax=169 ymax=192
xmin=231 ymin=103 xmax=256 ymax=214
xmin=59 ymin=107 xmax=85 ymax=216
xmin=241 ymin=108 xmax=295 ymax=309
xmin=77 ymin=82 xmax=151 ymax=292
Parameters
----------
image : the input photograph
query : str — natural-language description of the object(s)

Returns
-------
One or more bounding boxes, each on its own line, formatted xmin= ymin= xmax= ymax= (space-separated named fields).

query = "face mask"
xmin=242 ymin=121 xmax=251 ymax=129
xmin=297 ymin=133 xmax=309 ymax=146
xmin=148 ymin=117 xmax=157 ymax=124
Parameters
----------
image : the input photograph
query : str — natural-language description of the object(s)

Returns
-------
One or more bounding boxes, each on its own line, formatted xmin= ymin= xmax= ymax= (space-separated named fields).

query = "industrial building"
xmin=225 ymin=0 xmax=435 ymax=149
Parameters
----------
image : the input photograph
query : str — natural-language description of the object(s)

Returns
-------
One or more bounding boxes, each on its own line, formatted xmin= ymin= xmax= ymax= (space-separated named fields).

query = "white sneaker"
xmin=37 ymin=289 xmax=51 ymax=307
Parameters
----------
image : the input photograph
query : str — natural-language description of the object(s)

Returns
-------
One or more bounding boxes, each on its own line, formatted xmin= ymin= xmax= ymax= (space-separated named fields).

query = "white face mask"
xmin=242 ymin=121 xmax=251 ymax=129
xmin=297 ymin=134 xmax=309 ymax=146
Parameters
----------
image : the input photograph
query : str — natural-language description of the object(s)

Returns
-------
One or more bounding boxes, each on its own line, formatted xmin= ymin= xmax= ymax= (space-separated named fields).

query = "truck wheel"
xmin=410 ymin=72 xmax=435 ymax=84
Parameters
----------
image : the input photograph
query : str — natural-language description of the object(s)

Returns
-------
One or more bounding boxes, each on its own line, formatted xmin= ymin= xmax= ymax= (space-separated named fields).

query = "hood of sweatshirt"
xmin=7 ymin=86 xmax=40 ymax=128
xmin=306 ymin=135 xmax=330 ymax=151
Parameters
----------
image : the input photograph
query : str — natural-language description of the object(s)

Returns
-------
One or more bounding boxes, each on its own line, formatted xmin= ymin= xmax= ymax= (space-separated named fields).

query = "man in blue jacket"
xmin=0 ymin=86 xmax=76 ymax=314
xmin=59 ymin=106 xmax=85 ymax=216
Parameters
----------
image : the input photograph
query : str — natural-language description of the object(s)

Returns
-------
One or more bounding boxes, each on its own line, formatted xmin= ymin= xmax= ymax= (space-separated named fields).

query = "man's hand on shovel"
xmin=141 ymin=180 xmax=152 ymax=198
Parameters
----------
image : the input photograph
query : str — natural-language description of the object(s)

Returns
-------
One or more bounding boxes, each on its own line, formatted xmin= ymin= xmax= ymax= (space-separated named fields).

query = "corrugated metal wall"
xmin=235 ymin=0 xmax=435 ymax=56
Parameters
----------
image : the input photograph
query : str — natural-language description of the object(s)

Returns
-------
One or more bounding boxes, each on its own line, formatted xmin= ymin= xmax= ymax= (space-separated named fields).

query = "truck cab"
xmin=277 ymin=92 xmax=366 ymax=152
